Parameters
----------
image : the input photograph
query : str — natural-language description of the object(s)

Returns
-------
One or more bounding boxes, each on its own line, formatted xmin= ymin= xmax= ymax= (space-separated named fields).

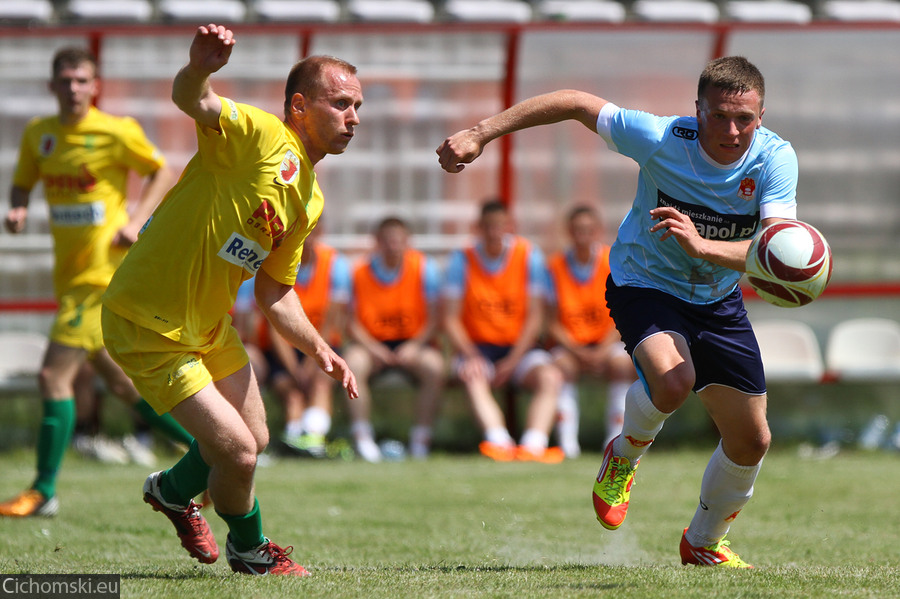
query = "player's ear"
xmin=290 ymin=92 xmax=306 ymax=118
xmin=757 ymin=106 xmax=765 ymax=128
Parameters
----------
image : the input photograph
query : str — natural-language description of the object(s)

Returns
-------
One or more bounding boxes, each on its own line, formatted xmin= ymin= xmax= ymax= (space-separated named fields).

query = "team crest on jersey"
xmin=276 ymin=150 xmax=300 ymax=186
xmin=39 ymin=134 xmax=56 ymax=157
xmin=738 ymin=177 xmax=756 ymax=201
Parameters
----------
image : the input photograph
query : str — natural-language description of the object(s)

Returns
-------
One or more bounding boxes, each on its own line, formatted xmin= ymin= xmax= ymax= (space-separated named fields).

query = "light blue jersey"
xmin=597 ymin=104 xmax=798 ymax=304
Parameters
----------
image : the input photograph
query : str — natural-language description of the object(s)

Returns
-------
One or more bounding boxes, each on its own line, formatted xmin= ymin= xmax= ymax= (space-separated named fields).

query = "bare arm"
xmin=112 ymin=165 xmax=173 ymax=247
xmin=437 ymin=89 xmax=608 ymax=173
xmin=4 ymin=185 xmax=30 ymax=234
xmin=650 ymin=208 xmax=786 ymax=272
xmin=172 ymin=23 xmax=235 ymax=131
xmin=255 ymin=268 xmax=358 ymax=398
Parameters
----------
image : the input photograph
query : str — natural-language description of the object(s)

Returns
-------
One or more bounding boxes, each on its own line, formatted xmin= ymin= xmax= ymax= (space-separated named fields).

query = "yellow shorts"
xmin=101 ymin=307 xmax=249 ymax=414
xmin=50 ymin=285 xmax=105 ymax=354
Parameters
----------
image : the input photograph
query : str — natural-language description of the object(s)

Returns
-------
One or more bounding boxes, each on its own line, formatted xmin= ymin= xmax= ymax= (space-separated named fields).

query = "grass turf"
xmin=1 ymin=446 xmax=898 ymax=598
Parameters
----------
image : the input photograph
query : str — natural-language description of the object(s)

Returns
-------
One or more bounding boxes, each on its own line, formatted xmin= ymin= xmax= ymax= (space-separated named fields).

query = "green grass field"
xmin=1 ymin=446 xmax=898 ymax=598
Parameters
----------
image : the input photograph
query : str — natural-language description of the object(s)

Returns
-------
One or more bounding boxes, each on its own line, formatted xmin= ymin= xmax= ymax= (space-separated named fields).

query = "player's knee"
xmin=651 ymin=368 xmax=694 ymax=411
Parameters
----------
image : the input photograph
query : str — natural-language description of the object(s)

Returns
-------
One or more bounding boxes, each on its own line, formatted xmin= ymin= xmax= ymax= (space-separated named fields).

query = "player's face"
xmin=569 ymin=212 xmax=598 ymax=250
xmin=49 ymin=62 xmax=98 ymax=122
xmin=377 ymin=224 xmax=409 ymax=264
xmin=696 ymin=86 xmax=764 ymax=166
xmin=297 ymin=67 xmax=363 ymax=163
xmin=478 ymin=211 xmax=511 ymax=255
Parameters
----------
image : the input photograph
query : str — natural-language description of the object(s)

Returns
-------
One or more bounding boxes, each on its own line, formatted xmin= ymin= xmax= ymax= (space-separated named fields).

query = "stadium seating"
xmin=754 ymin=319 xmax=825 ymax=383
xmin=534 ymin=0 xmax=627 ymax=22
xmin=65 ymin=0 xmax=154 ymax=22
xmin=347 ymin=0 xmax=435 ymax=22
xmin=0 ymin=331 xmax=47 ymax=395
xmin=1 ymin=0 xmax=900 ymax=24
xmin=247 ymin=0 xmax=343 ymax=22
xmin=0 ymin=0 xmax=53 ymax=24
xmin=825 ymin=318 xmax=900 ymax=381
xmin=724 ymin=0 xmax=813 ymax=22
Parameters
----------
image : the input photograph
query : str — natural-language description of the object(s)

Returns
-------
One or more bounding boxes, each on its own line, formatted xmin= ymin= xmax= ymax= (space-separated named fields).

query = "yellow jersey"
xmin=13 ymin=106 xmax=165 ymax=296
xmin=103 ymin=97 xmax=323 ymax=346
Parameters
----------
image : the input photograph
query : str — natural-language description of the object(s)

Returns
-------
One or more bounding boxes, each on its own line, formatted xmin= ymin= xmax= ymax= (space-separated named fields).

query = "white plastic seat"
xmin=724 ymin=0 xmax=812 ymax=23
xmin=754 ymin=320 xmax=825 ymax=383
xmin=0 ymin=331 xmax=48 ymax=394
xmin=347 ymin=0 xmax=436 ymax=22
xmin=825 ymin=318 xmax=900 ymax=381
xmin=0 ymin=0 xmax=54 ymax=23
xmin=443 ymin=0 xmax=533 ymax=22
xmin=66 ymin=0 xmax=154 ymax=22
xmin=631 ymin=0 xmax=720 ymax=22
xmin=821 ymin=0 xmax=900 ymax=21
xmin=534 ymin=0 xmax=627 ymax=21
xmin=252 ymin=0 xmax=341 ymax=22
xmin=157 ymin=0 xmax=247 ymax=22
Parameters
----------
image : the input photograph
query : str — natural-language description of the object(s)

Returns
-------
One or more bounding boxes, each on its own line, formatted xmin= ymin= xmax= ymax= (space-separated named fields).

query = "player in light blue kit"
xmin=437 ymin=56 xmax=796 ymax=568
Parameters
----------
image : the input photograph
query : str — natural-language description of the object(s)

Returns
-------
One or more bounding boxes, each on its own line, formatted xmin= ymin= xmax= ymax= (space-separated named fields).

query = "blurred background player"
xmin=442 ymin=199 xmax=564 ymax=463
xmin=269 ymin=226 xmax=350 ymax=457
xmin=343 ymin=216 xmax=445 ymax=461
xmin=547 ymin=205 xmax=637 ymax=457
xmin=0 ymin=47 xmax=193 ymax=518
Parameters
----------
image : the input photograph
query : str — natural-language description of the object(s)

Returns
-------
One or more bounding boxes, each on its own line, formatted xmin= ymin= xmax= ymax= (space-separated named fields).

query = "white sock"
xmin=555 ymin=382 xmax=580 ymax=446
xmin=284 ymin=418 xmax=303 ymax=438
xmin=612 ymin=381 xmax=669 ymax=466
xmin=409 ymin=425 xmax=432 ymax=459
xmin=519 ymin=428 xmax=549 ymax=452
xmin=301 ymin=407 xmax=331 ymax=436
xmin=485 ymin=427 xmax=514 ymax=447
xmin=352 ymin=420 xmax=375 ymax=441
xmin=685 ymin=441 xmax=762 ymax=548
xmin=604 ymin=381 xmax=630 ymax=447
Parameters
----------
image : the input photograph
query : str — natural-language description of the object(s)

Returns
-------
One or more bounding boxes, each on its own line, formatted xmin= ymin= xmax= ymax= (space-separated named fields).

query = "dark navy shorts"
xmin=605 ymin=276 xmax=766 ymax=395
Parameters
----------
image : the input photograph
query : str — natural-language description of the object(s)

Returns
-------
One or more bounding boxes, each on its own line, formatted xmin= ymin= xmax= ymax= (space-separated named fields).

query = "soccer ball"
xmin=744 ymin=220 xmax=833 ymax=308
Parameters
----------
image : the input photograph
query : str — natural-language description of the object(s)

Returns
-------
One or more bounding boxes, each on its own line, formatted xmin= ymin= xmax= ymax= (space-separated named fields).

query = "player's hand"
xmin=436 ymin=129 xmax=484 ymax=173
xmin=111 ymin=222 xmax=142 ymax=247
xmin=458 ymin=354 xmax=490 ymax=384
xmin=4 ymin=207 xmax=27 ymax=234
xmin=649 ymin=206 xmax=707 ymax=259
xmin=318 ymin=348 xmax=359 ymax=399
xmin=492 ymin=356 xmax=517 ymax=388
xmin=189 ymin=24 xmax=235 ymax=75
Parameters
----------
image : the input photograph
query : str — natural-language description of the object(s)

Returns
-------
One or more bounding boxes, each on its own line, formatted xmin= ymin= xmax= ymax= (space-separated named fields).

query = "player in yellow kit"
xmin=101 ymin=24 xmax=360 ymax=576
xmin=0 ymin=47 xmax=194 ymax=519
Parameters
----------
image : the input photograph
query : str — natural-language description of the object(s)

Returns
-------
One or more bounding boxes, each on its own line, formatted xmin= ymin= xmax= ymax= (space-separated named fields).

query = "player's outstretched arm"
xmin=172 ymin=23 xmax=235 ymax=131
xmin=436 ymin=89 xmax=608 ymax=173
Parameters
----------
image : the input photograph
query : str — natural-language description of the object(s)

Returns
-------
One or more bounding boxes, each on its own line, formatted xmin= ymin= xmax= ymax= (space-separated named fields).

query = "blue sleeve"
xmin=611 ymin=109 xmax=677 ymax=165
xmin=422 ymin=257 xmax=441 ymax=303
xmin=759 ymin=142 xmax=799 ymax=220
xmin=329 ymin=254 xmax=352 ymax=304
xmin=234 ymin=277 xmax=257 ymax=312
xmin=442 ymin=250 xmax=467 ymax=299
xmin=527 ymin=248 xmax=550 ymax=299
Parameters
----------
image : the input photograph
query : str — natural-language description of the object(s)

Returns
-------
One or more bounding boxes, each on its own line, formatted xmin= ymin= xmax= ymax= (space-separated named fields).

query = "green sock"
xmin=133 ymin=399 xmax=194 ymax=446
xmin=159 ymin=440 xmax=210 ymax=507
xmin=218 ymin=497 xmax=265 ymax=552
xmin=33 ymin=398 xmax=76 ymax=499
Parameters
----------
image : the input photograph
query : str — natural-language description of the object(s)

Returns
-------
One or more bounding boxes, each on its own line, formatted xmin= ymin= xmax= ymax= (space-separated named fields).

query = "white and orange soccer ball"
xmin=745 ymin=220 xmax=833 ymax=308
